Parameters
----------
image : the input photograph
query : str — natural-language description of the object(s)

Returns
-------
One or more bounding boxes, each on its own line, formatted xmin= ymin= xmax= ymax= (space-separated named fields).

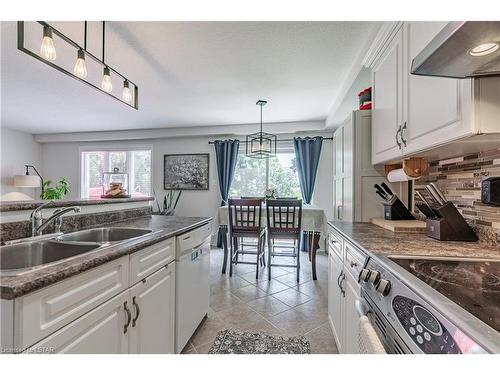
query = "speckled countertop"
xmin=0 ymin=215 xmax=211 ymax=299
xmin=329 ymin=221 xmax=500 ymax=259
xmin=0 ymin=196 xmax=153 ymax=212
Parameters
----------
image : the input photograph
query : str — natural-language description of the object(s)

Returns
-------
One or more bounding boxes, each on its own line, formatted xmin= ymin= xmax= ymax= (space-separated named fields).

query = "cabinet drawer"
xmin=25 ymin=290 xmax=129 ymax=354
xmin=344 ymin=242 xmax=366 ymax=281
xmin=129 ymin=237 xmax=175 ymax=285
xmin=176 ymin=223 xmax=211 ymax=256
xmin=328 ymin=230 xmax=343 ymax=260
xmin=15 ymin=257 xmax=129 ymax=349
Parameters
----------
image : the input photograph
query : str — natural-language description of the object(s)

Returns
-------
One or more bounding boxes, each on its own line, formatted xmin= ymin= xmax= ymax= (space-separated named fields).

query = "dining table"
xmin=212 ymin=205 xmax=328 ymax=280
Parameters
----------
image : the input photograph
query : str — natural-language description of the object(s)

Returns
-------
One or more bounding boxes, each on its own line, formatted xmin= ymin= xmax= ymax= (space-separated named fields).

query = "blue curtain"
xmin=214 ymin=139 xmax=240 ymax=247
xmin=293 ymin=136 xmax=323 ymax=204
xmin=294 ymin=136 xmax=323 ymax=252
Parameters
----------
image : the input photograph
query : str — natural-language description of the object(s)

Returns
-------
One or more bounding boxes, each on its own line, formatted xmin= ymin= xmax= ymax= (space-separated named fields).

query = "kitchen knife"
xmin=375 ymin=190 xmax=388 ymax=201
xmin=430 ymin=182 xmax=447 ymax=203
xmin=374 ymin=184 xmax=388 ymax=200
xmin=426 ymin=185 xmax=445 ymax=206
xmin=416 ymin=191 xmax=432 ymax=209
xmin=381 ymin=182 xmax=394 ymax=197
xmin=415 ymin=202 xmax=436 ymax=219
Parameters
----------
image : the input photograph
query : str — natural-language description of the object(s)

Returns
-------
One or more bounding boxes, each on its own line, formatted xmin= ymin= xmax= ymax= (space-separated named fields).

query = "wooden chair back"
xmin=228 ymin=198 xmax=264 ymax=236
xmin=266 ymin=199 xmax=302 ymax=238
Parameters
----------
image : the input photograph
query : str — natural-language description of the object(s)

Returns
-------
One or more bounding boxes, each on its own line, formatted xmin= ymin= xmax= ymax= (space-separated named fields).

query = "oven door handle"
xmin=355 ymin=299 xmax=370 ymax=317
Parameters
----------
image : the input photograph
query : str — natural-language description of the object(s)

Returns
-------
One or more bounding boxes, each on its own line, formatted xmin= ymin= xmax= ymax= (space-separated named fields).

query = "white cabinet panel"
xmin=15 ymin=257 xmax=128 ymax=349
xmin=129 ymin=264 xmax=175 ymax=354
xmin=372 ymin=26 xmax=404 ymax=164
xmin=28 ymin=290 xmax=129 ymax=354
xmin=328 ymin=248 xmax=343 ymax=352
xmin=342 ymin=273 xmax=361 ymax=354
xmin=403 ymin=22 xmax=473 ymax=154
xmin=129 ymin=237 xmax=175 ymax=285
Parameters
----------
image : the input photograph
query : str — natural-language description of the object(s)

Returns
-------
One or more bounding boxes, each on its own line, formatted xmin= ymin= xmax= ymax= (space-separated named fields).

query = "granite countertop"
xmin=329 ymin=221 xmax=500 ymax=259
xmin=0 ymin=215 xmax=211 ymax=299
xmin=0 ymin=196 xmax=154 ymax=212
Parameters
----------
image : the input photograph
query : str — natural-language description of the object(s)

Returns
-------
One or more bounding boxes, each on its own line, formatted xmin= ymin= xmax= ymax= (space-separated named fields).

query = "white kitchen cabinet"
xmin=129 ymin=264 xmax=176 ymax=354
xmin=371 ymin=25 xmax=404 ymax=165
xmin=369 ymin=21 xmax=500 ymax=165
xmin=402 ymin=21 xmax=473 ymax=155
xmin=327 ymin=227 xmax=365 ymax=354
xmin=28 ymin=290 xmax=129 ymax=354
xmin=328 ymin=247 xmax=344 ymax=353
xmin=342 ymin=272 xmax=361 ymax=354
xmin=333 ymin=110 xmax=387 ymax=222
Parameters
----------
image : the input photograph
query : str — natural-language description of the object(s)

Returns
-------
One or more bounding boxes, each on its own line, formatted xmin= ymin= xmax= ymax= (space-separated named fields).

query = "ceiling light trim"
xmin=17 ymin=21 xmax=139 ymax=110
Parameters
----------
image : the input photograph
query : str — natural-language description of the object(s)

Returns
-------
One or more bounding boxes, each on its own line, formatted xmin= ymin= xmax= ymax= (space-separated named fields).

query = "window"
xmin=230 ymin=152 xmax=302 ymax=199
xmin=80 ymin=148 xmax=152 ymax=198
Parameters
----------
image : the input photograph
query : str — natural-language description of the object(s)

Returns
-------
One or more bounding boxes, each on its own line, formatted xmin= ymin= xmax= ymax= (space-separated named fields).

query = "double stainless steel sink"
xmin=0 ymin=227 xmax=153 ymax=274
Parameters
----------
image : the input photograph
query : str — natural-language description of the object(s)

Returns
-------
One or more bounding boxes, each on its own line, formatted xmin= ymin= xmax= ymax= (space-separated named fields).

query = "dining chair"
xmin=266 ymin=198 xmax=302 ymax=282
xmin=228 ymin=198 xmax=266 ymax=279
xmin=238 ymin=197 xmax=265 ymax=254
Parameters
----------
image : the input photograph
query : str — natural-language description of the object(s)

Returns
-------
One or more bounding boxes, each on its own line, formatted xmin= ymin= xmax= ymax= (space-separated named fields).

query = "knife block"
xmin=426 ymin=202 xmax=478 ymax=241
xmin=383 ymin=198 xmax=415 ymax=220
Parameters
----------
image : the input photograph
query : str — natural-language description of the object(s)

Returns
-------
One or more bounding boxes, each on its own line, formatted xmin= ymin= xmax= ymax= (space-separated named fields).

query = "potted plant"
xmin=153 ymin=189 xmax=182 ymax=216
xmin=40 ymin=178 xmax=70 ymax=200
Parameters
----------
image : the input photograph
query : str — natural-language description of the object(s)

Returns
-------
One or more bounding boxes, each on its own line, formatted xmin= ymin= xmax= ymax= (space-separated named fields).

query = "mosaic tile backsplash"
xmin=414 ymin=147 xmax=500 ymax=245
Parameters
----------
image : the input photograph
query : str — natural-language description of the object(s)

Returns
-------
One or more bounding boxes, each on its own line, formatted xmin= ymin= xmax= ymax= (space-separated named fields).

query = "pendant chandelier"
xmin=17 ymin=21 xmax=138 ymax=109
xmin=245 ymin=100 xmax=277 ymax=159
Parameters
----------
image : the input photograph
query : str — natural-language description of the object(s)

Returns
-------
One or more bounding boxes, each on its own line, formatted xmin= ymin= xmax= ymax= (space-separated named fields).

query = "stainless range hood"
xmin=411 ymin=21 xmax=500 ymax=78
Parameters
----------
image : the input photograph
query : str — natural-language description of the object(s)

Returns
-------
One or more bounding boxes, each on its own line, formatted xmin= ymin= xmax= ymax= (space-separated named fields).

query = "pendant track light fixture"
xmin=18 ymin=21 xmax=138 ymax=109
xmin=245 ymin=100 xmax=277 ymax=159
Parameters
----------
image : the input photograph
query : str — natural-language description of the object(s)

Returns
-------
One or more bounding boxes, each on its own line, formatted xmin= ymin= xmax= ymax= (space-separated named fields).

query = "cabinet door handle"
xmin=395 ymin=125 xmax=402 ymax=149
xmin=337 ymin=271 xmax=343 ymax=288
xmin=337 ymin=205 xmax=343 ymax=220
xmin=123 ymin=301 xmax=132 ymax=334
xmin=340 ymin=274 xmax=346 ymax=297
xmin=401 ymin=122 xmax=407 ymax=147
xmin=132 ymin=296 xmax=140 ymax=327
xmin=350 ymin=260 xmax=358 ymax=268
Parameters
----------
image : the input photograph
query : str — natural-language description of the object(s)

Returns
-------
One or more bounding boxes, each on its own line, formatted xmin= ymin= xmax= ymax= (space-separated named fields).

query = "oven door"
xmin=356 ymin=298 xmax=386 ymax=354
xmin=357 ymin=292 xmax=413 ymax=354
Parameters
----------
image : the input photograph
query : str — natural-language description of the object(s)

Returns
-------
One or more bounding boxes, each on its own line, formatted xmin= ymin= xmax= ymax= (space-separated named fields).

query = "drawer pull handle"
xmin=123 ymin=301 xmax=132 ymax=334
xmin=350 ymin=261 xmax=358 ymax=268
xmin=183 ymin=236 xmax=191 ymax=240
xmin=132 ymin=296 xmax=140 ymax=327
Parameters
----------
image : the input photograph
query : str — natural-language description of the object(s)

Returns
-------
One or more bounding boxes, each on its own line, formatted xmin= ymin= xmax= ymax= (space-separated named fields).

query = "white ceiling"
xmin=1 ymin=21 xmax=380 ymax=134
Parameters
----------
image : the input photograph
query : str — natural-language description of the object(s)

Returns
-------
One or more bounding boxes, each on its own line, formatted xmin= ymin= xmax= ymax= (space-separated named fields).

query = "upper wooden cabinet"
xmin=370 ymin=21 xmax=500 ymax=165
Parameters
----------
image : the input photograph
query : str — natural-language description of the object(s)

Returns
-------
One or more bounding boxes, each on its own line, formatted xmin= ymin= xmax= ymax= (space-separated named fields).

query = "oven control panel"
xmin=392 ymin=295 xmax=460 ymax=354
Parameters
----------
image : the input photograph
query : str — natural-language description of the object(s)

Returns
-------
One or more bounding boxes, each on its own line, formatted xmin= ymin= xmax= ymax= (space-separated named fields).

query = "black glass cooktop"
xmin=390 ymin=257 xmax=500 ymax=333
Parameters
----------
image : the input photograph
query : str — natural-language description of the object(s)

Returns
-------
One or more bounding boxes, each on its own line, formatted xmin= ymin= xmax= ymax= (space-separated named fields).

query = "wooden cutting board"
xmin=370 ymin=218 xmax=426 ymax=233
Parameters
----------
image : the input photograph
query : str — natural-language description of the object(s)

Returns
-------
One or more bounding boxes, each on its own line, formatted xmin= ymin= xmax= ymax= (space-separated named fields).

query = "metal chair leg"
xmin=296 ymin=237 xmax=301 ymax=283
xmin=267 ymin=236 xmax=272 ymax=280
xmin=255 ymin=237 xmax=261 ymax=279
xmin=229 ymin=234 xmax=234 ymax=277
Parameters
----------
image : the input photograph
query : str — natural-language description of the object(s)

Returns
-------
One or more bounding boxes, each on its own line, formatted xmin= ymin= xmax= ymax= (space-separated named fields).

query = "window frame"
xmin=78 ymin=144 xmax=153 ymax=199
xmin=230 ymin=147 xmax=304 ymax=201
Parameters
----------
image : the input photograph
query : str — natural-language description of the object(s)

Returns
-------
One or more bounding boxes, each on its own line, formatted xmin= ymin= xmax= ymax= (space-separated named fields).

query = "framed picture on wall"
xmin=163 ymin=153 xmax=209 ymax=190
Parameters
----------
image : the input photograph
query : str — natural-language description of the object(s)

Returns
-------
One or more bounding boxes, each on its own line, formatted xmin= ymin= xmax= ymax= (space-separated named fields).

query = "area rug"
xmin=208 ymin=329 xmax=311 ymax=354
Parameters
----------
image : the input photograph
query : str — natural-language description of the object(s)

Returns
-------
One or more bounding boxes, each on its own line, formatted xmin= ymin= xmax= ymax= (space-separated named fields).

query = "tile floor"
xmin=181 ymin=247 xmax=339 ymax=354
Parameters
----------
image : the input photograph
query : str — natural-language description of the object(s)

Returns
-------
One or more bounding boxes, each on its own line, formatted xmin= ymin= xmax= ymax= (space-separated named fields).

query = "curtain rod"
xmin=208 ymin=137 xmax=333 ymax=145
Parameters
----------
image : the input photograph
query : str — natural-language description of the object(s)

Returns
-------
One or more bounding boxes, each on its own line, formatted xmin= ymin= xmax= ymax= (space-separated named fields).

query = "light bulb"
xmin=101 ymin=66 xmax=112 ymax=93
xmin=40 ymin=26 xmax=56 ymax=61
xmin=469 ymin=42 xmax=499 ymax=56
xmin=122 ymin=80 xmax=132 ymax=103
xmin=73 ymin=49 xmax=87 ymax=78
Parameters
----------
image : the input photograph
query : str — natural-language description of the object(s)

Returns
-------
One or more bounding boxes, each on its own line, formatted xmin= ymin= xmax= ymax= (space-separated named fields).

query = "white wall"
xmin=42 ymin=133 xmax=334 ymax=219
xmin=0 ymin=127 xmax=43 ymax=200
xmin=325 ymin=67 xmax=372 ymax=128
